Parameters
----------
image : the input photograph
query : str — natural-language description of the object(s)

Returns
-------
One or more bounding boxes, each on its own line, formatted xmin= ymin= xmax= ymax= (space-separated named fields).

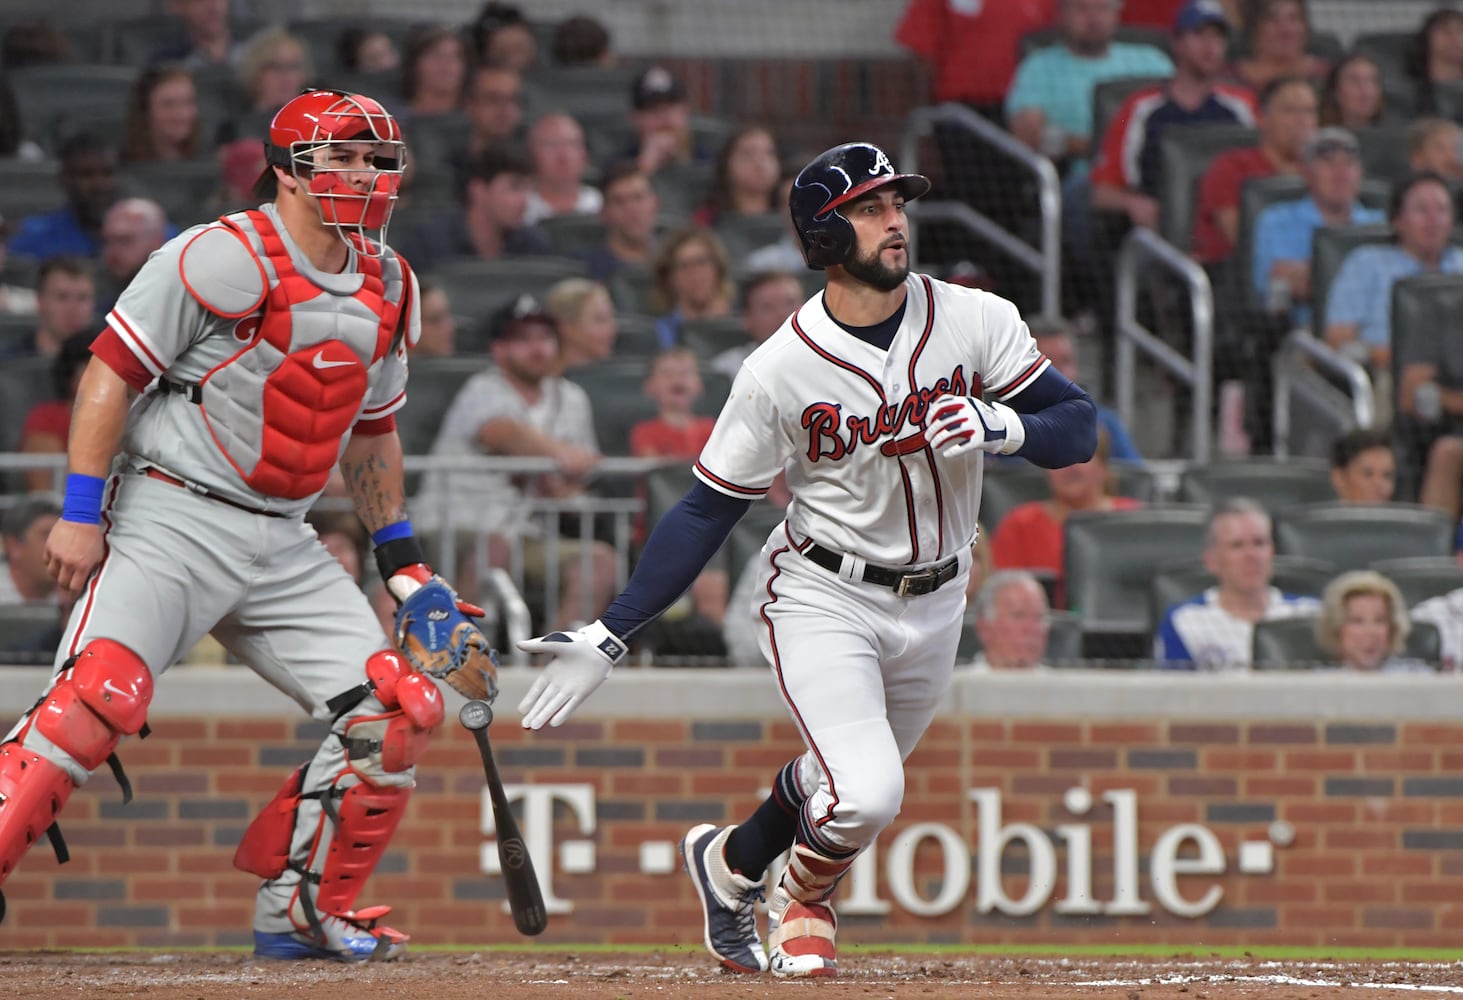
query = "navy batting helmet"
xmin=789 ymin=142 xmax=930 ymax=270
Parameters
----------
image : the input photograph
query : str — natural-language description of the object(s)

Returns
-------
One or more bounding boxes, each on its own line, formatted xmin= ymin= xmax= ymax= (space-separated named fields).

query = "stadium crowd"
xmin=0 ymin=0 xmax=1461 ymax=672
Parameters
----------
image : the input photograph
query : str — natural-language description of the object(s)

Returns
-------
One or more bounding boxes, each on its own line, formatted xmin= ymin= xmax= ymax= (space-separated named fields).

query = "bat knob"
xmin=459 ymin=700 xmax=493 ymax=731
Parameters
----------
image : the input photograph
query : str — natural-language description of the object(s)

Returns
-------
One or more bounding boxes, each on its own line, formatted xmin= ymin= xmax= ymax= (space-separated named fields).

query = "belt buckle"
xmin=895 ymin=568 xmax=938 ymax=597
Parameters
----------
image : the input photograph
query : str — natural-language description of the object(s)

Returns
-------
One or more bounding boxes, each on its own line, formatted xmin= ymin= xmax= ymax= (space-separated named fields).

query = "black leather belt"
xmin=802 ymin=542 xmax=960 ymax=597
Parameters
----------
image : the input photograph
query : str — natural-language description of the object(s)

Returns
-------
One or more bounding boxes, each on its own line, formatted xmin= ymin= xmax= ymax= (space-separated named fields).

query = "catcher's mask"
xmin=789 ymin=141 xmax=930 ymax=270
xmin=263 ymin=89 xmax=406 ymax=257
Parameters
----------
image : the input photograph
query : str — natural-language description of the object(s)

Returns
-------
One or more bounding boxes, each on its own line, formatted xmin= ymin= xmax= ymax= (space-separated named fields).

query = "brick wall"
xmin=3 ymin=668 xmax=1461 ymax=950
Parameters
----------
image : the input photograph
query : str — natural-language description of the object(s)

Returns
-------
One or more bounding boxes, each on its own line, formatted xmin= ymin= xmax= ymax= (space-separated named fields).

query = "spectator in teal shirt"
xmin=1006 ymin=0 xmax=1174 ymax=170
xmin=1250 ymin=127 xmax=1383 ymax=330
xmin=1324 ymin=172 xmax=1463 ymax=372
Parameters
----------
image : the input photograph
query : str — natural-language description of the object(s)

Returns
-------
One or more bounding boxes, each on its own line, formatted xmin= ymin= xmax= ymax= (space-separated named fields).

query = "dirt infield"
xmin=4 ymin=950 xmax=1462 ymax=999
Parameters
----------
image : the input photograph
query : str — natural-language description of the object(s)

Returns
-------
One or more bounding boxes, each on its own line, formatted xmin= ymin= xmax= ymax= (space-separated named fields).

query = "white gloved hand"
xmin=516 ymin=620 xmax=627 ymax=729
xmin=923 ymin=394 xmax=1026 ymax=457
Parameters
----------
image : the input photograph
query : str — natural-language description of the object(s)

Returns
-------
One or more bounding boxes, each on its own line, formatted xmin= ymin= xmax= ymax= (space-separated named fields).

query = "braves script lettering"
xmin=799 ymin=366 xmax=980 ymax=462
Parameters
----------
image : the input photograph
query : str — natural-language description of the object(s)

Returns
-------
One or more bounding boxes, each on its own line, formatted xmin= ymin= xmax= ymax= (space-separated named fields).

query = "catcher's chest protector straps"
xmin=177 ymin=210 xmax=409 ymax=499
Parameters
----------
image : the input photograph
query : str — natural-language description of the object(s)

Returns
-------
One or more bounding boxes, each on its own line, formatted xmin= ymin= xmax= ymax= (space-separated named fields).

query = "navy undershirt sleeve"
xmin=1001 ymin=366 xmax=1098 ymax=469
xmin=600 ymin=480 xmax=752 ymax=641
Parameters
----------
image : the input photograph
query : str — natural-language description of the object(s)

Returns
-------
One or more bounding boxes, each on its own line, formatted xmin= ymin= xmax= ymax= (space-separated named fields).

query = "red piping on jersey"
xmin=993 ymin=356 xmax=1047 ymax=399
xmin=906 ymin=275 xmax=946 ymax=558
xmin=693 ymin=460 xmax=769 ymax=498
xmin=66 ymin=476 xmax=122 ymax=659
xmin=791 ymin=306 xmax=926 ymax=564
xmin=108 ymin=308 xmax=167 ymax=374
xmin=761 ymin=524 xmax=839 ymax=828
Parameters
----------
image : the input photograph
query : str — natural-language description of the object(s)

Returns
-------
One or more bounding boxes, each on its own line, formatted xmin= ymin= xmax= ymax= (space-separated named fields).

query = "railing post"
xmin=1114 ymin=237 xmax=1138 ymax=435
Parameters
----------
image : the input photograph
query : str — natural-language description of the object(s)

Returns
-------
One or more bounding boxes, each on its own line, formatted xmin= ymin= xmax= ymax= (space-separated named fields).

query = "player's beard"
xmin=842 ymin=241 xmax=908 ymax=292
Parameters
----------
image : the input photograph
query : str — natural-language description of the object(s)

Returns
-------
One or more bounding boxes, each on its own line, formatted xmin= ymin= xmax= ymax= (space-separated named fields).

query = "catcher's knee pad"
xmin=32 ymin=639 xmax=153 ymax=772
xmin=0 ymin=640 xmax=152 ymax=909
xmin=341 ymin=670 xmax=444 ymax=778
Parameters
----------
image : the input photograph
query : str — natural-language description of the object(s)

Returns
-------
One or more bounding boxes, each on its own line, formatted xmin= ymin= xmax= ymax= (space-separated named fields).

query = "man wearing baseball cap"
xmin=624 ymin=65 xmax=714 ymax=177
xmin=1091 ymin=0 xmax=1256 ymax=231
xmin=414 ymin=293 xmax=616 ymax=630
xmin=1251 ymin=127 xmax=1383 ymax=328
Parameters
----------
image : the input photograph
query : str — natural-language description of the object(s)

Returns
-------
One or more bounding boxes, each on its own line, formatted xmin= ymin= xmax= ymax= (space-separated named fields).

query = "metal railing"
xmin=1270 ymin=328 xmax=1376 ymax=458
xmin=1113 ymin=228 xmax=1215 ymax=464
xmin=899 ymin=103 xmax=1062 ymax=320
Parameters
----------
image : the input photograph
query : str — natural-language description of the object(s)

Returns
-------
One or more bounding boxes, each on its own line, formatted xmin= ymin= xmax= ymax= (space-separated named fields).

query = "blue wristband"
xmin=62 ymin=473 xmax=106 ymax=525
xmin=371 ymin=521 xmax=414 ymax=546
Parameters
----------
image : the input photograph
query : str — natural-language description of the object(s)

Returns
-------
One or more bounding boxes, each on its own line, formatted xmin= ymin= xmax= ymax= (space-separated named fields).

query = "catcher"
xmin=0 ymin=89 xmax=495 ymax=961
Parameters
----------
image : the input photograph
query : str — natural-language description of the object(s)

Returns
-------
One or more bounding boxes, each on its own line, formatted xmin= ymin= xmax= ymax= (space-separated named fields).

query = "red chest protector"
xmin=179 ymin=210 xmax=411 ymax=500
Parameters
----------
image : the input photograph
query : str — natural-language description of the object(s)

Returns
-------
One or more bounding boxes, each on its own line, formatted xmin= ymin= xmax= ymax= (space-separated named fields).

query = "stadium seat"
xmin=0 ymin=160 xmax=64 ymax=234
xmin=0 ymin=356 xmax=56 ymax=465
xmin=651 ymin=160 xmax=715 ymax=218
xmin=681 ymin=316 xmax=747 ymax=363
xmin=288 ymin=17 xmax=420 ymax=77
xmin=426 ymin=256 xmax=589 ymax=342
xmin=1310 ymin=222 xmax=1393 ymax=338
xmin=643 ymin=462 xmax=696 ymax=535
xmin=403 ymin=112 xmax=471 ymax=174
xmin=1090 ymin=77 xmax=1169 ymax=163
xmin=607 ymin=263 xmax=655 ymax=315
xmin=1353 ymin=31 xmax=1415 ymax=90
xmin=523 ymin=65 xmax=638 ymax=120
xmin=714 ymin=213 xmax=786 ymax=264
xmin=1389 ymin=272 xmax=1463 ymax=500
xmin=1111 ymin=461 xmax=1158 ymax=503
xmin=978 ymin=461 xmax=1050 ymax=535
xmin=612 ymin=314 xmax=662 ymax=361
xmin=1273 ymin=502 xmax=1455 ymax=572
xmin=1252 ymin=616 xmax=1441 ymax=670
xmin=108 ymin=16 xmax=266 ymax=68
xmin=1370 ymin=557 xmax=1463 ymax=607
xmin=1150 ymin=554 xmax=1334 ymax=628
xmin=540 ymin=213 xmax=607 ymax=257
xmin=0 ymin=603 xmax=62 ymax=661
xmin=0 ymin=314 xmax=34 ymax=354
xmin=1354 ymin=125 xmax=1413 ymax=187
xmin=1063 ymin=505 xmax=1210 ymax=633
xmin=1177 ymin=457 xmax=1336 ymax=510
xmin=1157 ymin=123 xmax=1258 ymax=252
xmin=119 ymin=160 xmax=226 ymax=230
xmin=394 ymin=357 xmax=485 ymax=458
xmin=698 ymin=367 xmax=732 ymax=412
xmin=956 ymin=610 xmax=1085 ymax=665
xmin=8 ymin=65 xmax=139 ymax=153
xmin=564 ymin=361 xmax=658 ymax=456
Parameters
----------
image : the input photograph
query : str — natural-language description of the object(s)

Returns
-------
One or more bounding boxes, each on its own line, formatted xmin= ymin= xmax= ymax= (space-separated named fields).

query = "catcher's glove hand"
xmin=395 ymin=576 xmax=499 ymax=702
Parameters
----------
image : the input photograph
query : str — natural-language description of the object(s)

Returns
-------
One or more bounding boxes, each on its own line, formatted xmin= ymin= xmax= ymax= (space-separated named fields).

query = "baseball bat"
xmin=458 ymin=700 xmax=548 ymax=936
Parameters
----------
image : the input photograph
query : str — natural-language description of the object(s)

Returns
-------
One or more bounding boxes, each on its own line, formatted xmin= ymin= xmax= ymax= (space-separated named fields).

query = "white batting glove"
xmin=924 ymin=394 xmax=1026 ymax=458
xmin=516 ymin=620 xmax=627 ymax=729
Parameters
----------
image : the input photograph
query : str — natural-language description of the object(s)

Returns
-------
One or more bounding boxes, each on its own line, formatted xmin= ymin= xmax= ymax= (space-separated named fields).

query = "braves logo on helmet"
xmin=789 ymin=142 xmax=930 ymax=270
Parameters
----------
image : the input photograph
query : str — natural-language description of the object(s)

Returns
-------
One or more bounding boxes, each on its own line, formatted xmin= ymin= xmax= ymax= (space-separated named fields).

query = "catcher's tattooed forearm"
xmin=340 ymin=432 xmax=410 ymax=535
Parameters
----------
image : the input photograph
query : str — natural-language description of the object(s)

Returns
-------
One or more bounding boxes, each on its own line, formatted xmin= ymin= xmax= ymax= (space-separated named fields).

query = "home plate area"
xmin=3 ymin=951 xmax=1462 ymax=999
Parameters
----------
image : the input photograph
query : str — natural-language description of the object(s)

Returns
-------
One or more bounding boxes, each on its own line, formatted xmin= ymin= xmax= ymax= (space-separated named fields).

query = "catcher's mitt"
xmin=394 ymin=576 xmax=499 ymax=702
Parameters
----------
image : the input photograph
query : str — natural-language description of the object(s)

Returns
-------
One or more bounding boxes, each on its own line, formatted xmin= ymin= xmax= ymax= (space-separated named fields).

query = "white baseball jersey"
xmin=694 ymin=273 xmax=1047 ymax=567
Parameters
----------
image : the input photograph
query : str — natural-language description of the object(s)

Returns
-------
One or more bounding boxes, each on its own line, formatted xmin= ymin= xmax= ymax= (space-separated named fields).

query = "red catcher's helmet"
xmin=264 ymin=89 xmax=406 ymax=253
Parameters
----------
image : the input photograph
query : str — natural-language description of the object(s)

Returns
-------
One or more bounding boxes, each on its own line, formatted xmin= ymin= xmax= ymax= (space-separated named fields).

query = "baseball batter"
xmin=0 ymin=90 xmax=495 ymax=961
xmin=517 ymin=142 xmax=1098 ymax=977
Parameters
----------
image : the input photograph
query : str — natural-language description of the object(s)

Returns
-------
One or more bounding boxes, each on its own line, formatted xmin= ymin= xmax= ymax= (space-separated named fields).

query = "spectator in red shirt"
xmin=988 ymin=429 xmax=1142 ymax=605
xmin=630 ymin=347 xmax=716 ymax=459
xmin=19 ymin=331 xmax=93 ymax=492
xmin=1192 ymin=74 xmax=1316 ymax=264
xmin=895 ymin=0 xmax=1057 ymax=115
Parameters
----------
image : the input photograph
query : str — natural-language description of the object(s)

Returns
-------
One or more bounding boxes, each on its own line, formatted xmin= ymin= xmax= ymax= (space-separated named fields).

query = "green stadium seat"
xmin=1354 ymin=125 xmax=1413 ymax=186
xmin=1157 ymin=123 xmax=1257 ymax=253
xmin=564 ymin=361 xmax=657 ymax=456
xmin=1252 ymin=616 xmax=1440 ymax=670
xmin=978 ymin=462 xmax=1049 ymax=535
xmin=714 ymin=213 xmax=786 ymax=264
xmin=427 ymin=256 xmax=589 ymax=348
xmin=1370 ymin=557 xmax=1463 ymax=607
xmin=680 ymin=316 xmax=747 ymax=363
xmin=1389 ymin=273 xmax=1463 ymax=499
xmin=119 ymin=160 xmax=226 ymax=230
xmin=540 ymin=214 xmax=607 ymax=257
xmin=1064 ymin=506 xmax=1210 ymax=633
xmin=0 ymin=161 xmax=64 ymax=236
xmin=8 ymin=65 xmax=138 ymax=153
xmin=1310 ymin=222 xmax=1393 ymax=338
xmin=1177 ymin=457 xmax=1336 ymax=511
xmin=1273 ymin=503 xmax=1455 ymax=572
xmin=611 ymin=313 xmax=662 ymax=361
xmin=523 ymin=66 xmax=638 ymax=120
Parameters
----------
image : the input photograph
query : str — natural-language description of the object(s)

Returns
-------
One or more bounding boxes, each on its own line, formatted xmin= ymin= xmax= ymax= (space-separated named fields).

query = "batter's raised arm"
xmin=44 ymin=356 xmax=137 ymax=593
